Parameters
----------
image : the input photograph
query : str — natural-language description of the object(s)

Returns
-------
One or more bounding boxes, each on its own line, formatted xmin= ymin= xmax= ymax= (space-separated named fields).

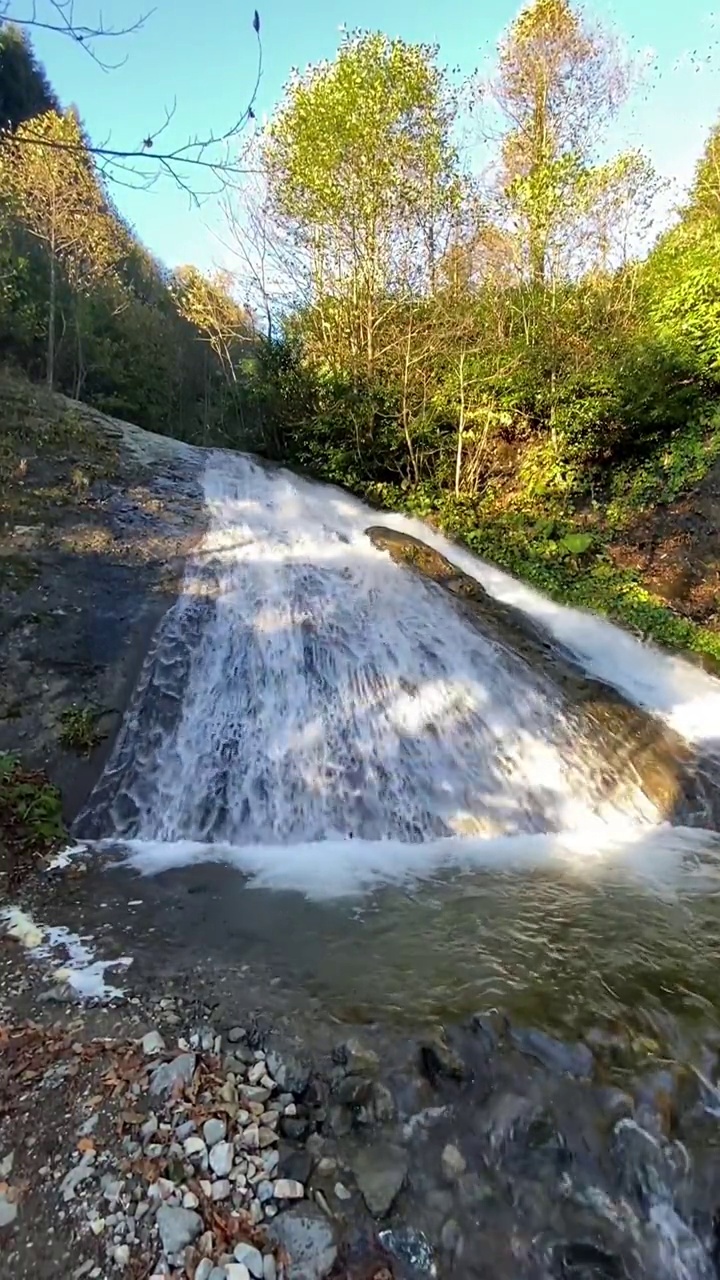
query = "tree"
xmin=263 ymin=31 xmax=460 ymax=378
xmin=481 ymin=0 xmax=636 ymax=284
xmin=685 ymin=119 xmax=720 ymax=223
xmin=0 ymin=22 xmax=58 ymax=128
xmin=0 ymin=108 xmax=120 ymax=386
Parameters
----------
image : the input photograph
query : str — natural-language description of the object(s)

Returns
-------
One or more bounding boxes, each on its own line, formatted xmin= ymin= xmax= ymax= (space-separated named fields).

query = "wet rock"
xmin=420 ymin=1033 xmax=468 ymax=1085
xmin=280 ymin=1148 xmax=313 ymax=1187
xmin=350 ymin=1143 xmax=408 ymax=1217
xmin=378 ymin=1227 xmax=437 ymax=1277
xmin=268 ymin=1207 xmax=338 ymax=1280
xmin=342 ymin=1038 xmax=380 ymax=1076
xmin=156 ymin=1204 xmax=203 ymax=1254
xmin=365 ymin=524 xmax=714 ymax=824
xmin=511 ymin=1028 xmax=594 ymax=1079
xmin=441 ymin=1218 xmax=463 ymax=1257
xmin=550 ymin=1241 xmax=626 ymax=1279
xmin=150 ymin=1052 xmax=196 ymax=1097
xmin=281 ymin=1116 xmax=310 ymax=1142
xmin=267 ymin=1050 xmax=311 ymax=1097
xmin=441 ymin=1142 xmax=466 ymax=1180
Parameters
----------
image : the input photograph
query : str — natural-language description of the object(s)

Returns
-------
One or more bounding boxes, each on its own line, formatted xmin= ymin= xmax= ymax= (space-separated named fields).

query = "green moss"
xmin=0 ymin=751 xmax=66 ymax=865
xmin=58 ymin=703 xmax=105 ymax=754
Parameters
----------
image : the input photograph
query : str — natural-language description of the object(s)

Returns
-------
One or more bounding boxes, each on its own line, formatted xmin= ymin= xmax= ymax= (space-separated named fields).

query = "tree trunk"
xmin=47 ymin=242 xmax=56 ymax=390
xmin=454 ymin=346 xmax=466 ymax=497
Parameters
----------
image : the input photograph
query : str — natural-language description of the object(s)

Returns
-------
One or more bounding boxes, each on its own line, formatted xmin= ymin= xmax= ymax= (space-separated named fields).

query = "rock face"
xmin=366 ymin=525 xmax=720 ymax=827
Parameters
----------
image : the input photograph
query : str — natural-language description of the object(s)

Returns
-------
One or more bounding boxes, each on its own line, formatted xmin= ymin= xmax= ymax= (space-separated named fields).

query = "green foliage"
xmin=58 ymin=704 xmax=105 ymax=754
xmin=0 ymin=750 xmax=67 ymax=859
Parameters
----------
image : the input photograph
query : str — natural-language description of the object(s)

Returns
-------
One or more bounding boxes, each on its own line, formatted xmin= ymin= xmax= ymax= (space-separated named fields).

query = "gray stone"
xmin=441 ymin=1219 xmax=464 ymax=1258
xmin=141 ymin=1030 xmax=165 ymax=1057
xmin=266 ymin=1050 xmax=310 ymax=1096
xmin=227 ymin=1026 xmax=246 ymax=1043
xmin=233 ymin=1243 xmax=264 ymax=1277
xmin=156 ymin=1205 xmax=203 ymax=1255
xmin=141 ymin=1115 xmax=159 ymax=1141
xmin=212 ymin=1179 xmax=231 ymax=1201
xmin=268 ymin=1209 xmax=337 ymax=1280
xmin=225 ymin=1267 xmax=249 ymax=1280
xmin=0 ymin=1195 xmax=18 ymax=1228
xmin=262 ymin=1257 xmax=277 ymax=1280
xmin=150 ymin=1053 xmax=196 ymax=1098
xmin=257 ymin=1180 xmax=274 ymax=1203
xmin=60 ymin=1151 xmax=95 ymax=1201
xmin=273 ymin=1178 xmax=305 ymax=1200
xmin=441 ymin=1143 xmax=466 ymax=1180
xmin=281 ymin=1116 xmax=309 ymax=1142
xmin=350 ymin=1143 xmax=408 ymax=1218
xmin=210 ymin=1270 xmax=231 ymax=1280
xmin=242 ymin=1086 xmax=271 ymax=1105
xmin=210 ymin=1141 xmax=234 ymax=1177
xmin=195 ymin=1262 xmax=214 ymax=1280
xmin=203 ymin=1118 xmax=227 ymax=1147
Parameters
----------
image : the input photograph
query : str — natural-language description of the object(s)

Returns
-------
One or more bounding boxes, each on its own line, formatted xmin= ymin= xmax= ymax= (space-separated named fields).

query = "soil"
xmin=607 ymin=459 xmax=720 ymax=629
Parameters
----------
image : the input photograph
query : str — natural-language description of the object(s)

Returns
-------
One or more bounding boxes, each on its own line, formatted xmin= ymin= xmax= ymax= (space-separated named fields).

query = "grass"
xmin=362 ymin=411 xmax=720 ymax=669
xmin=0 ymin=751 xmax=66 ymax=873
xmin=58 ymin=704 xmax=105 ymax=754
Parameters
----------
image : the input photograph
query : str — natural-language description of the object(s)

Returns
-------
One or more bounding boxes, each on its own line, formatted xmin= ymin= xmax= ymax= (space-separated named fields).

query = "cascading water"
xmin=78 ymin=448 xmax=720 ymax=860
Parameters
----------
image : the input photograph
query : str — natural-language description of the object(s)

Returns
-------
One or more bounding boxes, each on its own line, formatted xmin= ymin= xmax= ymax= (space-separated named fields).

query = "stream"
xmin=75 ymin=449 xmax=720 ymax=1279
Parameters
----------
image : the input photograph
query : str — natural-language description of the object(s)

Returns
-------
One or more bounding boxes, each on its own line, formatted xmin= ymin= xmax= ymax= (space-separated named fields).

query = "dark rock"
xmin=511 ymin=1029 xmax=594 ymax=1079
xmin=279 ymin=1145 xmax=313 ymax=1188
xmin=281 ymin=1116 xmax=310 ymax=1142
xmin=150 ymin=1053 xmax=196 ymax=1098
xmin=420 ymin=1034 xmax=468 ymax=1085
xmin=268 ymin=1206 xmax=337 ymax=1280
xmin=378 ymin=1227 xmax=437 ymax=1277
xmin=550 ymin=1241 xmax=627 ymax=1279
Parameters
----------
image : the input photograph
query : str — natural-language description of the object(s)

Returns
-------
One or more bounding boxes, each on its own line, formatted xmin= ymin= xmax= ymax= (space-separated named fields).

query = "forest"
xmin=1 ymin=1 xmax=720 ymax=661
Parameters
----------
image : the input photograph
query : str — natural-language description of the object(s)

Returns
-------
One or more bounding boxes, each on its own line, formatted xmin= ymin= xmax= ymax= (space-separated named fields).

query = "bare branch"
xmin=0 ymin=9 xmax=264 ymax=198
xmin=2 ymin=0 xmax=153 ymax=70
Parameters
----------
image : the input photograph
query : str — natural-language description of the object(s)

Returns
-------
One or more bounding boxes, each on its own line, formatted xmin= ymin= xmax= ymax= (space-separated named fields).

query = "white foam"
xmin=1 ymin=907 xmax=132 ymax=1000
xmin=117 ymin=824 xmax=720 ymax=901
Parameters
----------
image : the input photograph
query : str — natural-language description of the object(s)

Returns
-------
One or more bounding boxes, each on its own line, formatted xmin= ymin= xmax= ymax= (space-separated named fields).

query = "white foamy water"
xmin=78 ymin=449 xmax=720 ymax=890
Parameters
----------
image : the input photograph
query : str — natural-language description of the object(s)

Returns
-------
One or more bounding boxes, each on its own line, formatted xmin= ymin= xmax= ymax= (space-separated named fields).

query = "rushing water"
xmin=76 ymin=448 xmax=720 ymax=1279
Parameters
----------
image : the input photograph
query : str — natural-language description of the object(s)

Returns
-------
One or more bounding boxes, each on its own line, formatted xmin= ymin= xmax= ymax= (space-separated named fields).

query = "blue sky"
xmin=26 ymin=0 xmax=720 ymax=273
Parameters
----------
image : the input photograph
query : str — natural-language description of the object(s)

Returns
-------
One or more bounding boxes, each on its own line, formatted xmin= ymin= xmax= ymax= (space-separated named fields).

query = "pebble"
xmin=183 ymin=1192 xmax=200 ymax=1210
xmin=141 ymin=1116 xmax=159 ymax=1141
xmin=334 ymin=1181 xmax=351 ymax=1200
xmin=156 ymin=1205 xmax=203 ymax=1255
xmin=243 ymin=1087 xmax=271 ymax=1105
xmin=272 ymin=1179 xmax=304 ymax=1200
xmin=203 ymin=1118 xmax=227 ymax=1147
xmin=257 ymin=1180 xmax=274 ymax=1203
xmin=174 ymin=1120 xmax=196 ymax=1141
xmin=183 ymin=1136 xmax=207 ymax=1163
xmin=195 ymin=1262 xmax=214 ymax=1280
xmin=248 ymin=1061 xmax=267 ymax=1085
xmin=114 ymin=1244 xmax=130 ymax=1267
xmin=209 ymin=1270 xmax=229 ymax=1280
xmin=212 ymin=1179 xmax=231 ymax=1201
xmin=234 ymin=1243 xmax=264 ymax=1277
xmin=258 ymin=1127 xmax=276 ymax=1149
xmin=150 ymin=1053 xmax=196 ymax=1098
xmin=227 ymin=1027 xmax=246 ymax=1043
xmin=225 ymin=1267 xmax=250 ymax=1280
xmin=60 ymin=1152 xmax=95 ymax=1201
xmin=243 ymin=1125 xmax=260 ymax=1149
xmin=262 ymin=1256 xmax=277 ymax=1280
xmin=209 ymin=1141 xmax=234 ymax=1177
xmin=0 ymin=1196 xmax=18 ymax=1228
xmin=141 ymin=1030 xmax=166 ymax=1057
